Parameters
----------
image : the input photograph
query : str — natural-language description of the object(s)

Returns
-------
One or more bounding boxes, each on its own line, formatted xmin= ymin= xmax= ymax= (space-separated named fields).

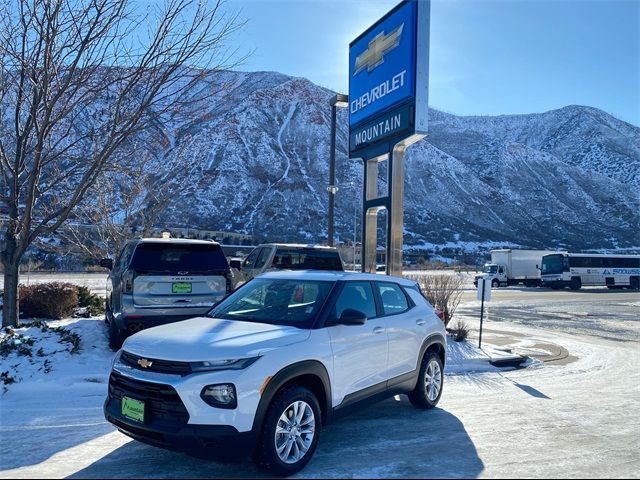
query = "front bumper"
xmin=104 ymin=406 xmax=256 ymax=459
xmin=104 ymin=371 xmax=257 ymax=459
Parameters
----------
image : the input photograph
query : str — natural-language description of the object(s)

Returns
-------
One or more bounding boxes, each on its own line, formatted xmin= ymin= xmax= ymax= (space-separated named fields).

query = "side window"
xmin=334 ymin=281 xmax=377 ymax=320
xmin=376 ymin=282 xmax=409 ymax=316
xmin=117 ymin=243 xmax=135 ymax=271
xmin=255 ymin=247 xmax=272 ymax=269
xmin=243 ymin=248 xmax=261 ymax=268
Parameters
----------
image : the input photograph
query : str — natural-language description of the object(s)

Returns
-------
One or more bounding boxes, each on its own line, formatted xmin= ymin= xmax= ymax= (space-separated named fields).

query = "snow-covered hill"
xmin=132 ymin=70 xmax=638 ymax=252
xmin=72 ymin=70 xmax=640 ymax=252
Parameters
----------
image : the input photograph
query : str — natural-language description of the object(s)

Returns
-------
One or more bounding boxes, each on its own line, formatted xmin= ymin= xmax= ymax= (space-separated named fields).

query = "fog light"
xmin=201 ymin=384 xmax=237 ymax=409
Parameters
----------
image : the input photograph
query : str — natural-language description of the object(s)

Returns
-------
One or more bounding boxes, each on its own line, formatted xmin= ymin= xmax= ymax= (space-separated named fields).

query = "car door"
xmin=241 ymin=247 xmax=262 ymax=282
xmin=375 ymin=281 xmax=423 ymax=380
xmin=253 ymin=246 xmax=274 ymax=275
xmin=326 ymin=281 xmax=389 ymax=406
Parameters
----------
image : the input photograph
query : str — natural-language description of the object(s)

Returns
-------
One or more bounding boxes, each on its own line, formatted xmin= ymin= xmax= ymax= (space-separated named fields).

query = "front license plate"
xmin=121 ymin=396 xmax=145 ymax=423
xmin=172 ymin=282 xmax=192 ymax=294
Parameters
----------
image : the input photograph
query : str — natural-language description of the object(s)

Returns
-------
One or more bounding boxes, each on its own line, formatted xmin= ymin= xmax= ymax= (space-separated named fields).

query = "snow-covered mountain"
xmin=103 ymin=70 xmax=640 ymax=252
xmin=139 ymin=70 xmax=638 ymax=251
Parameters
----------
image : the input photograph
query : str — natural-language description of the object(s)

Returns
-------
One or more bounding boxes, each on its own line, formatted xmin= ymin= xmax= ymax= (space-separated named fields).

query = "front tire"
xmin=570 ymin=277 xmax=582 ymax=290
xmin=409 ymin=352 xmax=444 ymax=409
xmin=255 ymin=386 xmax=321 ymax=477
xmin=491 ymin=279 xmax=499 ymax=288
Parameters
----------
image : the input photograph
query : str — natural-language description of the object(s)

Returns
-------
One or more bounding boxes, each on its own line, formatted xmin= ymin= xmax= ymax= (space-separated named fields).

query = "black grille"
xmin=108 ymin=371 xmax=189 ymax=423
xmin=121 ymin=350 xmax=192 ymax=375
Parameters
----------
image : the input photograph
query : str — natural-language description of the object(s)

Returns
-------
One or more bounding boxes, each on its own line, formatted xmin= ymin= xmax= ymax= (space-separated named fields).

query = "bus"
xmin=540 ymin=253 xmax=640 ymax=290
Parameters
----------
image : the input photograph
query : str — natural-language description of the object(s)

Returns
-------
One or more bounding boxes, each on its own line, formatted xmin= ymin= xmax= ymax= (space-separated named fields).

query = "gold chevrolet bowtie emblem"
xmin=138 ymin=358 xmax=153 ymax=368
xmin=354 ymin=23 xmax=404 ymax=76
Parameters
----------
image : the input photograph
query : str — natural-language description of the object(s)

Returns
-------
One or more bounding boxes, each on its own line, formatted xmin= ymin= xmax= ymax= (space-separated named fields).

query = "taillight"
xmin=122 ymin=269 xmax=135 ymax=294
xmin=435 ymin=309 xmax=445 ymax=322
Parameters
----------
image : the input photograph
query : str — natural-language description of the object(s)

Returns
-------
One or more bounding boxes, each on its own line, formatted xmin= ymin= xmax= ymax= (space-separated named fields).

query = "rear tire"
xmin=630 ymin=277 xmax=640 ymax=291
xmin=107 ymin=316 xmax=124 ymax=351
xmin=255 ymin=386 xmax=321 ymax=477
xmin=408 ymin=352 xmax=444 ymax=410
xmin=570 ymin=277 xmax=582 ymax=290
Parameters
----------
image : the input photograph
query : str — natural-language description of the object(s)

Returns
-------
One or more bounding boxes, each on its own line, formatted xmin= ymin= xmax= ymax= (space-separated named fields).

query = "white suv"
xmin=104 ymin=271 xmax=446 ymax=476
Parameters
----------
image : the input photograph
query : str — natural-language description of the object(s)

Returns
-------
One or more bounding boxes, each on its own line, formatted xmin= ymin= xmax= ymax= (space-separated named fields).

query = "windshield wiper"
xmin=209 ymin=313 xmax=273 ymax=324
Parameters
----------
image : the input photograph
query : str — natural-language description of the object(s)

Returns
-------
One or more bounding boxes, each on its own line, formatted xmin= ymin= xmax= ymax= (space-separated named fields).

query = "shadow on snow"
xmin=68 ymin=396 xmax=484 ymax=478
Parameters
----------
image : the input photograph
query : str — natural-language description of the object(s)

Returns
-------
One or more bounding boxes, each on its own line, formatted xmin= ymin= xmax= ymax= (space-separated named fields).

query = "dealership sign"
xmin=348 ymin=0 xmax=430 ymax=156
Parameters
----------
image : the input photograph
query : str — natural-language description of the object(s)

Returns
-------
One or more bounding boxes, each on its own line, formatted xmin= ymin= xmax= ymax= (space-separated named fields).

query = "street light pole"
xmin=328 ymin=93 xmax=348 ymax=247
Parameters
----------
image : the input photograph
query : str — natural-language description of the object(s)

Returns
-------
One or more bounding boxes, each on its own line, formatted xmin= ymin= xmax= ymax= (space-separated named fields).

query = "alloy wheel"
xmin=425 ymin=359 xmax=442 ymax=402
xmin=274 ymin=400 xmax=316 ymax=464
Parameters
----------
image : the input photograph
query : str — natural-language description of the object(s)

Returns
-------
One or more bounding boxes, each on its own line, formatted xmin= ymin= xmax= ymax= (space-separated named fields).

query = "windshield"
xmin=130 ymin=243 xmax=228 ymax=273
xmin=541 ymin=254 xmax=565 ymax=275
xmin=209 ymin=278 xmax=335 ymax=328
xmin=483 ymin=265 xmax=498 ymax=274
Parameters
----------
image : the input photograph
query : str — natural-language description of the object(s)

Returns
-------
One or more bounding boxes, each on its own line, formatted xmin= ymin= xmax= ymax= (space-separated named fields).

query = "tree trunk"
xmin=2 ymin=261 xmax=20 ymax=328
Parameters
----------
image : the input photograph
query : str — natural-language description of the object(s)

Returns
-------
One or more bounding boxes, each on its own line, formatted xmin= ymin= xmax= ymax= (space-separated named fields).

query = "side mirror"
xmin=100 ymin=258 xmax=113 ymax=270
xmin=331 ymin=308 xmax=367 ymax=326
xmin=536 ymin=264 xmax=540 ymax=271
xmin=229 ymin=259 xmax=242 ymax=270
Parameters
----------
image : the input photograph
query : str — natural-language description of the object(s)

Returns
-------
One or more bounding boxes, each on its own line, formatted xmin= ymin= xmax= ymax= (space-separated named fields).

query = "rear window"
xmin=130 ymin=243 xmax=228 ymax=273
xmin=273 ymin=248 xmax=344 ymax=271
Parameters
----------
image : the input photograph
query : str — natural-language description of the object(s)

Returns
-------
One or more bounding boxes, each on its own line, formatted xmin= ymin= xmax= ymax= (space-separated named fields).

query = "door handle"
xmin=416 ymin=319 xmax=426 ymax=326
xmin=373 ymin=326 xmax=385 ymax=334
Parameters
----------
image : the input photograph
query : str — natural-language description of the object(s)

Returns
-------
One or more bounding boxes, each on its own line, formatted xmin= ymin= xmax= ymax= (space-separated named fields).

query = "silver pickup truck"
xmin=233 ymin=244 xmax=344 ymax=286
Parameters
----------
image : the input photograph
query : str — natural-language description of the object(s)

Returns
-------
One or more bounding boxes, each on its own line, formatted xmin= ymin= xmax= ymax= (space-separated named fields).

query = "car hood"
xmin=122 ymin=317 xmax=310 ymax=361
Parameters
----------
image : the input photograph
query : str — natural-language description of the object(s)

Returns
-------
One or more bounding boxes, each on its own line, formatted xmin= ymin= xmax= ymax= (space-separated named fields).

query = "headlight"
xmin=190 ymin=356 xmax=260 ymax=372
xmin=201 ymin=383 xmax=237 ymax=409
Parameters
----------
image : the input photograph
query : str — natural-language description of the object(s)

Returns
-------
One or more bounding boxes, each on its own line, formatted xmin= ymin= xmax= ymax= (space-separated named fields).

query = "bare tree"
xmin=54 ymin=138 xmax=200 ymax=262
xmin=0 ymin=0 xmax=245 ymax=327
xmin=406 ymin=273 xmax=464 ymax=327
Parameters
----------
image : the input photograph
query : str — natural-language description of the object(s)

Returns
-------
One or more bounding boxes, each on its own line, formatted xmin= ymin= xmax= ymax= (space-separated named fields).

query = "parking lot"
xmin=1 ymin=276 xmax=639 ymax=478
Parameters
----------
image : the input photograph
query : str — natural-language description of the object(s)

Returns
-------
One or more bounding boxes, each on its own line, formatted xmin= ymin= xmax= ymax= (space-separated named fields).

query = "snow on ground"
xmin=0 ymin=318 xmax=112 ymax=394
xmin=0 ymin=273 xmax=108 ymax=296
xmin=0 ymin=287 xmax=638 ymax=478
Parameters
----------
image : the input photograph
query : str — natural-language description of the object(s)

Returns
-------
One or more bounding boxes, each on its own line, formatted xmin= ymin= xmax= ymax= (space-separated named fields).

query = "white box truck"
xmin=473 ymin=249 xmax=566 ymax=288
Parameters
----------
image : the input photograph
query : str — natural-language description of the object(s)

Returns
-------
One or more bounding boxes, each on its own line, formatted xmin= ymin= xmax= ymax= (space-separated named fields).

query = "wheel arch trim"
xmin=251 ymin=360 xmax=332 ymax=433
xmin=418 ymin=333 xmax=447 ymax=369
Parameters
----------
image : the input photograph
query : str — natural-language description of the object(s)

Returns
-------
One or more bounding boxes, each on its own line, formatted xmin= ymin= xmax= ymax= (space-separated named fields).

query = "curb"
xmin=487 ymin=354 xmax=528 ymax=368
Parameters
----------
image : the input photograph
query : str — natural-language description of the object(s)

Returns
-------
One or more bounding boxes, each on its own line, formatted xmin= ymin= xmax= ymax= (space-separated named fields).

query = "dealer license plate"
xmin=172 ymin=282 xmax=192 ymax=294
xmin=121 ymin=396 xmax=145 ymax=423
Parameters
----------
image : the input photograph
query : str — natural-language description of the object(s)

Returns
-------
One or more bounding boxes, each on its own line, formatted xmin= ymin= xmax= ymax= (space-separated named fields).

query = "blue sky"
xmin=229 ymin=0 xmax=639 ymax=125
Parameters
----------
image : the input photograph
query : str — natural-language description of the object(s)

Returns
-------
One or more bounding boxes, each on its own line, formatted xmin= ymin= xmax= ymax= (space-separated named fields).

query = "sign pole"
xmin=348 ymin=0 xmax=430 ymax=276
xmin=479 ymin=279 xmax=485 ymax=349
